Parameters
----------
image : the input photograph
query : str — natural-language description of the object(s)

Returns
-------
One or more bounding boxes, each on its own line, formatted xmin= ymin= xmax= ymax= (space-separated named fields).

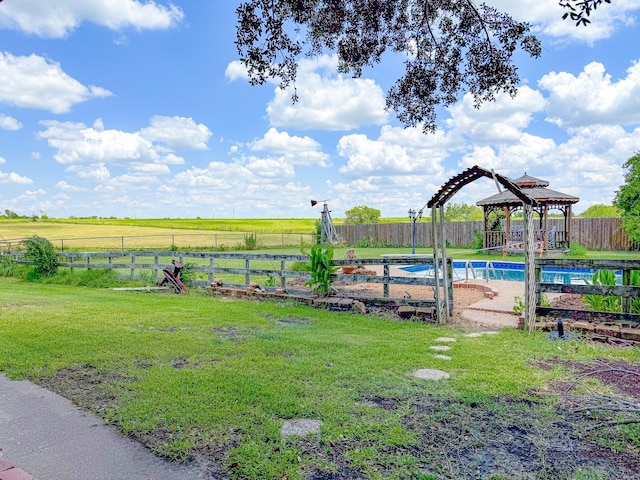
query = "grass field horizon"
xmin=2 ymin=217 xmax=639 ymax=261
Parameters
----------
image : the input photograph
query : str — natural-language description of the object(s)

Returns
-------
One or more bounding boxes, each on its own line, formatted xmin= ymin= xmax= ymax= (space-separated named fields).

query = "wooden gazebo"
xmin=476 ymin=173 xmax=579 ymax=254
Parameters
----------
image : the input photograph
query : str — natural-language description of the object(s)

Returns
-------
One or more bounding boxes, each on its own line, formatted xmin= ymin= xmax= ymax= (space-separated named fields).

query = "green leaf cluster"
xmin=344 ymin=205 xmax=380 ymax=225
xmin=445 ymin=203 xmax=483 ymax=222
xmin=304 ymin=244 xmax=339 ymax=295
xmin=614 ymin=152 xmax=640 ymax=243
xmin=583 ymin=269 xmax=640 ymax=313
xmin=20 ymin=235 xmax=59 ymax=278
xmin=578 ymin=204 xmax=621 ymax=218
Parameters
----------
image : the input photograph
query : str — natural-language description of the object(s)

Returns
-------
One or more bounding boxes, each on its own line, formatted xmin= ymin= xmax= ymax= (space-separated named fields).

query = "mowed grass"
xmin=1 ymin=277 xmax=637 ymax=478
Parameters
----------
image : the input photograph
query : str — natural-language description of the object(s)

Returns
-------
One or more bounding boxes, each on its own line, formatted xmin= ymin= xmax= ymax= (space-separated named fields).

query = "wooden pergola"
xmin=427 ymin=166 xmax=539 ymax=332
xmin=476 ymin=173 xmax=579 ymax=254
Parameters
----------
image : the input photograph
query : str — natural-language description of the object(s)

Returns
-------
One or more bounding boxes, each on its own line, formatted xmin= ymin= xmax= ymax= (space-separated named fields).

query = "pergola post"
xmin=431 ymin=206 xmax=443 ymax=323
xmin=524 ymin=203 xmax=537 ymax=333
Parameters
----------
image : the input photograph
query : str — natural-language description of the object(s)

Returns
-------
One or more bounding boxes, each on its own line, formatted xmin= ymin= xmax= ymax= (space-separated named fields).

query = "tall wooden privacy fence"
xmin=336 ymin=218 xmax=639 ymax=251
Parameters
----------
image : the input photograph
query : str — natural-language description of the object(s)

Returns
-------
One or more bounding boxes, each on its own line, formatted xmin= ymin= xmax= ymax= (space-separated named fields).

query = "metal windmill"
xmin=311 ymin=200 xmax=340 ymax=244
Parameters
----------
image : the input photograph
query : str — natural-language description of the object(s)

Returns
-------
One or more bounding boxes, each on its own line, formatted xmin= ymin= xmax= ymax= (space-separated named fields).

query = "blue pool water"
xmin=401 ymin=261 xmax=611 ymax=284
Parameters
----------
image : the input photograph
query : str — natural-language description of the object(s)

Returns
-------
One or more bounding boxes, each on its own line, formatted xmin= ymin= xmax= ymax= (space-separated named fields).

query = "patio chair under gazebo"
xmin=476 ymin=173 xmax=579 ymax=255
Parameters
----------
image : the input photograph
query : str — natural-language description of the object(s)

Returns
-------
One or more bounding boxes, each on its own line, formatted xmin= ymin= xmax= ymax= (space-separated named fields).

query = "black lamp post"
xmin=409 ymin=208 xmax=422 ymax=254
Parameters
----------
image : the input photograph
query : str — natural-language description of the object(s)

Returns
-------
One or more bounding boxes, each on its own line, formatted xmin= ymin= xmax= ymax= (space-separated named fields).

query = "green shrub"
xmin=352 ymin=236 xmax=378 ymax=248
xmin=77 ymin=269 xmax=120 ymax=287
xmin=513 ymin=294 xmax=550 ymax=315
xmin=178 ymin=262 xmax=199 ymax=283
xmin=243 ymin=233 xmax=258 ymax=250
xmin=565 ymin=242 xmax=587 ymax=258
xmin=20 ymin=235 xmax=59 ymax=277
xmin=304 ymin=244 xmax=339 ymax=295
xmin=0 ymin=255 xmax=14 ymax=277
xmin=471 ymin=228 xmax=484 ymax=250
xmin=583 ymin=269 xmax=640 ymax=313
xmin=290 ymin=261 xmax=310 ymax=272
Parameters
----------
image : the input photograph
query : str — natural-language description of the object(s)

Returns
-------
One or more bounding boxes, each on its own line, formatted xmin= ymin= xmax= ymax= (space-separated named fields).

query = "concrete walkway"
xmin=0 ymin=375 xmax=203 ymax=480
xmin=459 ymin=279 xmax=561 ymax=328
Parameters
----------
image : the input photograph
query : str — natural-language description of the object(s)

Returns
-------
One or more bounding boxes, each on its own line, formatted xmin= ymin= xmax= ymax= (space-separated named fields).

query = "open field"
xmin=2 ymin=218 xmax=639 ymax=261
xmin=0 ymin=220 xmax=316 ymax=251
xmin=1 ymin=278 xmax=639 ymax=478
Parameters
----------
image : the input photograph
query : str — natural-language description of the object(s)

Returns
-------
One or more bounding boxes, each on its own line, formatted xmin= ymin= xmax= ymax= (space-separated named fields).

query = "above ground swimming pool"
xmin=400 ymin=260 xmax=614 ymax=284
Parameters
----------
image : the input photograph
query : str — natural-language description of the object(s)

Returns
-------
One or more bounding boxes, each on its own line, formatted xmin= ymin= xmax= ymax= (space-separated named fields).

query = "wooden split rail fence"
xmin=535 ymin=258 xmax=640 ymax=341
xmin=12 ymin=251 xmax=454 ymax=318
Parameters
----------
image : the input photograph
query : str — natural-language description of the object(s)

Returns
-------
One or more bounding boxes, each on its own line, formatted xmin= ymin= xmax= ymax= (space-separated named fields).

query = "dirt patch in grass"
xmin=38 ymin=364 xmax=132 ymax=414
xmin=293 ymin=392 xmax=640 ymax=480
xmin=37 ymin=358 xmax=640 ymax=479
xmin=537 ymin=358 xmax=640 ymax=398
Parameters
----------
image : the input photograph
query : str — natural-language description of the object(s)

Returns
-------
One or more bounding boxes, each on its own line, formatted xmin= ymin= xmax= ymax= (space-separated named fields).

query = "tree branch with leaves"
xmin=236 ymin=0 xmax=542 ymax=133
xmin=560 ymin=0 xmax=611 ymax=27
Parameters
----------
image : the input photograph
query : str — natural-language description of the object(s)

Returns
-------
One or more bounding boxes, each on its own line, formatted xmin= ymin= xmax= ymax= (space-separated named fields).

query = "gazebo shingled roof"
xmin=476 ymin=187 xmax=579 ymax=207
xmin=476 ymin=172 xmax=579 ymax=251
xmin=476 ymin=173 xmax=578 ymax=207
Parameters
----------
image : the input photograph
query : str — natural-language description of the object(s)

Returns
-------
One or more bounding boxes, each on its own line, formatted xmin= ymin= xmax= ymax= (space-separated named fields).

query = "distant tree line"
xmin=1 ymin=209 xmax=49 ymax=220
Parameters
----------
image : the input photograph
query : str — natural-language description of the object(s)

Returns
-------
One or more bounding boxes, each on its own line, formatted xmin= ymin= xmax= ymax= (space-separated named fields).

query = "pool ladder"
xmin=422 ymin=260 xmax=496 ymax=283
xmin=462 ymin=260 xmax=496 ymax=283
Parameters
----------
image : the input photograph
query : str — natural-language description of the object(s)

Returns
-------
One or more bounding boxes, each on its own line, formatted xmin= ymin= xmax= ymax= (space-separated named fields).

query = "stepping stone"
xmin=429 ymin=345 xmax=451 ymax=351
xmin=464 ymin=331 xmax=500 ymax=338
xmin=413 ymin=368 xmax=450 ymax=380
xmin=434 ymin=337 xmax=456 ymax=342
xmin=281 ymin=419 xmax=322 ymax=436
xmin=433 ymin=354 xmax=452 ymax=360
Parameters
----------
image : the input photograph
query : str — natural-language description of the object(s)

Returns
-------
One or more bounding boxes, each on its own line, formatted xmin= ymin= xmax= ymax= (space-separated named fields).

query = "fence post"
xmin=383 ymin=263 xmax=389 ymax=298
xmin=622 ymin=268 xmax=631 ymax=314
xmin=209 ymin=258 xmax=215 ymax=284
xmin=131 ymin=254 xmax=135 ymax=278
xmin=280 ymin=260 xmax=286 ymax=289
xmin=245 ymin=258 xmax=250 ymax=286
xmin=155 ymin=255 xmax=159 ymax=282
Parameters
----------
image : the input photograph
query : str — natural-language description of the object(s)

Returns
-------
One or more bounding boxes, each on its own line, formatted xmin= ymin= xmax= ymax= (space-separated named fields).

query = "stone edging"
xmin=453 ymin=282 xmax=499 ymax=299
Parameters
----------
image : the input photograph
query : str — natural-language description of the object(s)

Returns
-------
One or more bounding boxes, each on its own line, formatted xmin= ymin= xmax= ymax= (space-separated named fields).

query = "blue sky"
xmin=1 ymin=1 xmax=640 ymax=219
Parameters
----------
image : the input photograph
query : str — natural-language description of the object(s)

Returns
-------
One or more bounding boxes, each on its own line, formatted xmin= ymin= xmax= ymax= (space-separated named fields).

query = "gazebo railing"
xmin=484 ymin=229 xmax=568 ymax=251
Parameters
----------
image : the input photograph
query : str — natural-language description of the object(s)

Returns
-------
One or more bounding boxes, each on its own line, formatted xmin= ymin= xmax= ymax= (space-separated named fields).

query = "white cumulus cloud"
xmin=0 ymin=171 xmax=33 ymax=184
xmin=267 ymin=55 xmax=388 ymax=131
xmin=0 ymin=53 xmax=112 ymax=113
xmin=539 ymin=61 xmax=640 ymax=127
xmin=249 ymin=128 xmax=330 ymax=167
xmin=141 ymin=115 xmax=212 ymax=150
xmin=0 ymin=114 xmax=22 ymax=130
xmin=38 ymin=116 xmax=209 ymax=168
xmin=0 ymin=0 xmax=184 ymax=38
xmin=224 ymin=60 xmax=249 ymax=82
xmin=485 ymin=0 xmax=640 ymax=43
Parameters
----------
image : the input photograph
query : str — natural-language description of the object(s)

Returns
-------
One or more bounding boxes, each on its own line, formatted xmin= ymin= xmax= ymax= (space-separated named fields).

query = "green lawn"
xmin=1 ymin=277 xmax=637 ymax=478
